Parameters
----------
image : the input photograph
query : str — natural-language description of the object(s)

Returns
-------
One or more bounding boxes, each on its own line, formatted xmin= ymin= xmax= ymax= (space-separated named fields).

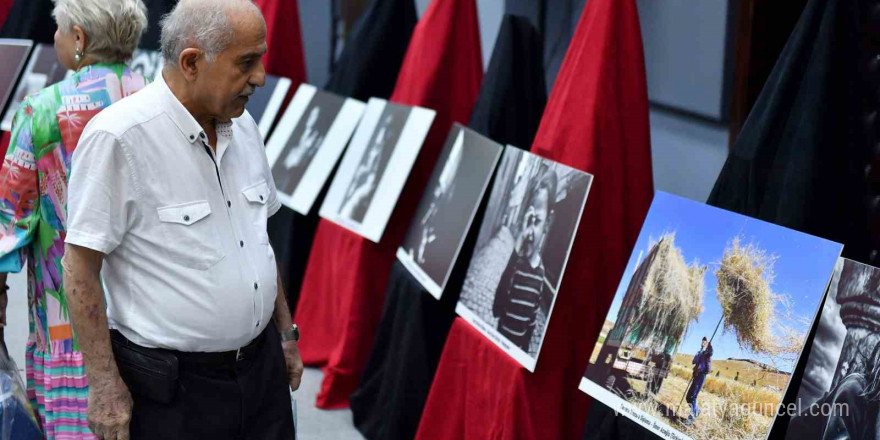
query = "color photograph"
xmin=396 ymin=124 xmax=503 ymax=299
xmin=579 ymin=192 xmax=842 ymax=440
xmin=456 ymin=147 xmax=593 ymax=372
xmin=319 ymin=98 xmax=435 ymax=243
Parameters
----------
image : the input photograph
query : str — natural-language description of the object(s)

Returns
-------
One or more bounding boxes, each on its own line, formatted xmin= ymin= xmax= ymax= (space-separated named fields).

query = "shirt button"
xmin=183 ymin=215 xmax=190 ymax=222
xmin=227 ymin=201 xmax=232 ymax=208
xmin=254 ymin=282 xmax=258 ymax=290
xmin=256 ymin=321 xmax=260 ymax=328
xmin=189 ymin=135 xmax=195 ymax=140
xmin=259 ymin=195 xmax=264 ymax=201
xmin=240 ymin=240 xmax=244 ymax=247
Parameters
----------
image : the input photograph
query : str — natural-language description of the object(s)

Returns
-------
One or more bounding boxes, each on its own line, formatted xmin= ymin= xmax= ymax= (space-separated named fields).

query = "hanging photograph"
xmin=245 ymin=74 xmax=291 ymax=140
xmin=0 ymin=39 xmax=34 ymax=121
xmin=455 ymin=148 xmax=594 ymax=372
xmin=319 ymin=98 xmax=435 ymax=242
xmin=579 ymin=192 xmax=843 ymax=440
xmin=265 ymin=84 xmax=366 ymax=215
xmin=2 ymin=44 xmax=69 ymax=131
xmin=396 ymin=124 xmax=503 ymax=299
xmin=784 ymin=258 xmax=880 ymax=440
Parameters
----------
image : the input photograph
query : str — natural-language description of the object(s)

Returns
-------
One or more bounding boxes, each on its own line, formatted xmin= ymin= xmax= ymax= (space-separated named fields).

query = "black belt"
xmin=111 ymin=325 xmax=270 ymax=367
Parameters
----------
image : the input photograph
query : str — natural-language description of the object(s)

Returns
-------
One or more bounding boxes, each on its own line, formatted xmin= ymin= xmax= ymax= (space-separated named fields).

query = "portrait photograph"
xmin=319 ymin=98 xmax=435 ymax=243
xmin=455 ymin=147 xmax=593 ymax=372
xmin=396 ymin=124 xmax=503 ymax=299
xmin=265 ymin=84 xmax=366 ymax=215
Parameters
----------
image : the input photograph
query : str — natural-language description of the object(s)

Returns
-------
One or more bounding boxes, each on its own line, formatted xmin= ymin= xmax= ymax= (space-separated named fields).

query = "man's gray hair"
xmin=160 ymin=0 xmax=262 ymax=65
xmin=52 ymin=0 xmax=147 ymax=63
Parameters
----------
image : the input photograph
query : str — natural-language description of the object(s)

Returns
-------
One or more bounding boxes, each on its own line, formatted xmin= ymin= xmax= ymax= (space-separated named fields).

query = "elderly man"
xmin=62 ymin=1 xmax=302 ymax=439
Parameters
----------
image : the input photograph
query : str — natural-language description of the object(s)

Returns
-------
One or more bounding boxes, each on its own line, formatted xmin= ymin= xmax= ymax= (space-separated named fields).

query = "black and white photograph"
xmin=396 ymin=124 xmax=503 ymax=299
xmin=455 ymin=147 xmax=593 ymax=372
xmin=319 ymin=98 xmax=435 ymax=243
xmin=785 ymin=258 xmax=880 ymax=440
xmin=245 ymin=74 xmax=291 ymax=140
xmin=265 ymin=84 xmax=366 ymax=215
xmin=0 ymin=39 xmax=34 ymax=121
xmin=1 ymin=44 xmax=69 ymax=131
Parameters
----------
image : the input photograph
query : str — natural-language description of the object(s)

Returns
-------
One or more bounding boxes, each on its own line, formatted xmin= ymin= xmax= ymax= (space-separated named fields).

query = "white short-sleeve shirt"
xmin=66 ymin=72 xmax=282 ymax=352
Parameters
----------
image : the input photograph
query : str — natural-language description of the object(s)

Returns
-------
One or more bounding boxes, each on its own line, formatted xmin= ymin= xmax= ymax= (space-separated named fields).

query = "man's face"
xmin=193 ymin=11 xmax=267 ymax=121
xmin=520 ymin=188 xmax=549 ymax=260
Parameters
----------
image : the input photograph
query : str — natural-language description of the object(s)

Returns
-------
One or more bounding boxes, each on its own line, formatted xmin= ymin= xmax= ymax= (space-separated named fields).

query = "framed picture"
xmin=319 ymin=98 xmax=435 ymax=243
xmin=265 ymin=84 xmax=366 ymax=215
xmin=785 ymin=258 xmax=880 ymax=440
xmin=396 ymin=124 xmax=503 ymax=299
xmin=245 ymin=74 xmax=291 ymax=140
xmin=579 ymin=192 xmax=843 ymax=440
xmin=456 ymin=147 xmax=594 ymax=372
xmin=0 ymin=39 xmax=34 ymax=123
xmin=1 ymin=44 xmax=69 ymax=131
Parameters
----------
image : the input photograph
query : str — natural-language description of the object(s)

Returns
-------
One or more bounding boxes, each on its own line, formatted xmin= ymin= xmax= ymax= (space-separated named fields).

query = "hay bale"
xmin=715 ymin=237 xmax=782 ymax=355
xmin=626 ymin=234 xmax=706 ymax=354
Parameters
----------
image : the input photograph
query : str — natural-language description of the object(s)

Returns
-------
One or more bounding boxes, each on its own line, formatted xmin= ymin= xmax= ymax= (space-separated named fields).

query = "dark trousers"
xmin=128 ymin=324 xmax=294 ymax=440
xmin=686 ymin=372 xmax=706 ymax=418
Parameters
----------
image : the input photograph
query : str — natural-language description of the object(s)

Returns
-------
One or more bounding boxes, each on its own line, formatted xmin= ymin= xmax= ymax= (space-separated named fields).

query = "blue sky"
xmin=603 ymin=192 xmax=842 ymax=372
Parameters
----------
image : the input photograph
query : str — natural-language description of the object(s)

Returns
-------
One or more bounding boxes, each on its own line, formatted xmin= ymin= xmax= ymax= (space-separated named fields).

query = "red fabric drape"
xmin=0 ymin=0 xmax=13 ymax=30
xmin=294 ymin=0 xmax=483 ymax=409
xmin=0 ymin=131 xmax=10 ymax=162
xmin=415 ymin=0 xmax=654 ymax=438
xmin=254 ymin=0 xmax=306 ymax=85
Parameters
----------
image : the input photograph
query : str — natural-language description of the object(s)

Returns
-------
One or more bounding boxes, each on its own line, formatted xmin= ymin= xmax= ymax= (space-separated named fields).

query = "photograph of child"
xmin=456 ymin=147 xmax=593 ymax=371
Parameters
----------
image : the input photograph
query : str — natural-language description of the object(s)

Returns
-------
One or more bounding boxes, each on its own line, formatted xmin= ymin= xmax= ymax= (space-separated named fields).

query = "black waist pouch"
xmin=110 ymin=330 xmax=179 ymax=404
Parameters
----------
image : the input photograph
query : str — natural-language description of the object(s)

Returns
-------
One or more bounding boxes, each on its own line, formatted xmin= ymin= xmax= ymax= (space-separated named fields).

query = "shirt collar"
xmin=155 ymin=72 xmax=234 ymax=145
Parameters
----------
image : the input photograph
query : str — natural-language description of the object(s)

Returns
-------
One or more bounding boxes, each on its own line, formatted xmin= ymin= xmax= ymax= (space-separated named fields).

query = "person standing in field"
xmin=686 ymin=336 xmax=713 ymax=425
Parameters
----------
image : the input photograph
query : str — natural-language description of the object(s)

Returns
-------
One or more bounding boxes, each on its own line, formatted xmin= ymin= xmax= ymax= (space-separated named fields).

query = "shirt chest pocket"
xmin=157 ymin=200 xmax=225 ymax=270
xmin=241 ymin=180 xmax=270 ymax=245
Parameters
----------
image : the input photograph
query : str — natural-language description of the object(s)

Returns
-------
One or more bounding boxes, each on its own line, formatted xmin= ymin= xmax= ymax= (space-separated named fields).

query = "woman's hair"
xmin=53 ymin=0 xmax=148 ymax=63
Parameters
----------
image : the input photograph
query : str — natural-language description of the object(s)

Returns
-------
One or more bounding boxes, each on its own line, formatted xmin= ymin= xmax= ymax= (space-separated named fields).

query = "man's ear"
xmin=178 ymin=48 xmax=201 ymax=81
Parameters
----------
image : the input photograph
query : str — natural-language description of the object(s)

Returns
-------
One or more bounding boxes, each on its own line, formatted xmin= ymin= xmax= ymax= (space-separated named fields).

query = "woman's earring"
xmin=74 ymin=46 xmax=83 ymax=64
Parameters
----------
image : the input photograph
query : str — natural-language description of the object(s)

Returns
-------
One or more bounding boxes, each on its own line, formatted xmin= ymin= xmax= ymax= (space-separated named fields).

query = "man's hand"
xmin=281 ymin=340 xmax=304 ymax=391
xmin=87 ymin=373 xmax=133 ymax=440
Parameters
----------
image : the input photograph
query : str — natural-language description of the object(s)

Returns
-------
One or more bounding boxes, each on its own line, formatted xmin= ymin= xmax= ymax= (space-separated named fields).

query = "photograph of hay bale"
xmin=580 ymin=192 xmax=842 ymax=440
xmin=456 ymin=147 xmax=593 ymax=372
xmin=785 ymin=259 xmax=880 ymax=440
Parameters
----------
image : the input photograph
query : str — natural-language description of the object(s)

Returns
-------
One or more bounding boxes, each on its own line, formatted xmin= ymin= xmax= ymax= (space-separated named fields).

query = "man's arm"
xmin=63 ymin=244 xmax=132 ymax=440
xmin=273 ymin=270 xmax=303 ymax=391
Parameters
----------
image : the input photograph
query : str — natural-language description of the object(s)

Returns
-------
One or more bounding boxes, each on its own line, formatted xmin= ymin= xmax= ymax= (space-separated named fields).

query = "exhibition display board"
xmin=348 ymin=15 xmax=546 ymax=440
xmin=293 ymin=0 xmax=483 ymax=409
xmin=266 ymin=0 xmax=417 ymax=314
xmin=415 ymin=0 xmax=654 ymax=437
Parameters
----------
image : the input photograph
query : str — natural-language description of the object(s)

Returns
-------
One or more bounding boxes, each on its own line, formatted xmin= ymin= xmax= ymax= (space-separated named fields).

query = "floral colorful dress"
xmin=0 ymin=63 xmax=147 ymax=439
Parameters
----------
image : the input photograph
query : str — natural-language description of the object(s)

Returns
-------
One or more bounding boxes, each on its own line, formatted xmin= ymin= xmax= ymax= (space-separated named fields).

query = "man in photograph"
xmin=686 ymin=337 xmax=713 ymax=425
xmin=62 ymin=0 xmax=302 ymax=438
xmin=277 ymin=104 xmax=325 ymax=193
xmin=492 ymin=167 xmax=557 ymax=352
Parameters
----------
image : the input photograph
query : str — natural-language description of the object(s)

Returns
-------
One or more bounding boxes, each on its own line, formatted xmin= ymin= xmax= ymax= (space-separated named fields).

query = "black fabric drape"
xmin=348 ymin=15 xmax=546 ymax=440
xmin=267 ymin=0 xmax=417 ymax=315
xmin=0 ymin=0 xmax=54 ymax=43
xmin=140 ymin=0 xmax=178 ymax=50
xmin=708 ymin=0 xmax=870 ymax=263
xmin=584 ymin=0 xmax=868 ymax=438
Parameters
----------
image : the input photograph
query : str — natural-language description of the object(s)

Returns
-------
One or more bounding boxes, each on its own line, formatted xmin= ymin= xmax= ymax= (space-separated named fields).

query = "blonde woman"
xmin=0 ymin=0 xmax=148 ymax=437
